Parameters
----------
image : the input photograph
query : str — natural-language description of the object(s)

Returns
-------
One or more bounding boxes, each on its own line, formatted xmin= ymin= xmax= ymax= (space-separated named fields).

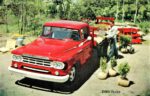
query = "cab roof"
xmin=44 ymin=20 xmax=88 ymax=30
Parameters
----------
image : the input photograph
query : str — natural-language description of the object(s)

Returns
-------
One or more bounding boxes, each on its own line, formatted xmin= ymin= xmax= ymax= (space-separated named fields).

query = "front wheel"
xmin=68 ymin=64 xmax=80 ymax=83
xmin=69 ymin=66 xmax=76 ymax=82
xmin=66 ymin=65 xmax=80 ymax=91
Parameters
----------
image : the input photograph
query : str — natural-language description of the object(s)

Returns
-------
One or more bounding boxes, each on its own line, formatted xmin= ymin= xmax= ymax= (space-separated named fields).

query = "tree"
xmin=49 ymin=3 xmax=57 ymax=18
xmin=83 ymin=7 xmax=96 ymax=20
xmin=115 ymin=0 xmax=119 ymax=21
xmin=0 ymin=0 xmax=3 ymax=5
xmin=68 ymin=5 xmax=80 ymax=20
xmin=134 ymin=0 xmax=138 ymax=23
xmin=122 ymin=0 xmax=125 ymax=22
xmin=0 ymin=0 xmax=150 ymax=35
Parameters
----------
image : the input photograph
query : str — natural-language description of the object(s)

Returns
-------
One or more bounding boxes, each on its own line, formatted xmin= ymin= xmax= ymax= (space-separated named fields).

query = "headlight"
xmin=12 ymin=55 xmax=23 ymax=62
xmin=51 ymin=61 xmax=65 ymax=69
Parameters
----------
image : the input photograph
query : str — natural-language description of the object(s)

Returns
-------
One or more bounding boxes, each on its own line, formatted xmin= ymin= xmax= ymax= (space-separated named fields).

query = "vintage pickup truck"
xmin=8 ymin=20 xmax=100 ymax=84
xmin=8 ymin=20 xmax=118 ymax=85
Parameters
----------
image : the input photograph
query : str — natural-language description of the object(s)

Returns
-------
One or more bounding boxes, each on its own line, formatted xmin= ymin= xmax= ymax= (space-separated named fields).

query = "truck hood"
xmin=13 ymin=37 xmax=80 ymax=61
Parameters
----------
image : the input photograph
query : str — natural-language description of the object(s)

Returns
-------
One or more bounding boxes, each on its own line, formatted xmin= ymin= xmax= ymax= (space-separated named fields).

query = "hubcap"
xmin=69 ymin=67 xmax=76 ymax=82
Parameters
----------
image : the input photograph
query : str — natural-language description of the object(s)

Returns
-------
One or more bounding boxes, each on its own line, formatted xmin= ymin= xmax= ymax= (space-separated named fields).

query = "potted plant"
xmin=97 ymin=57 xmax=108 ymax=80
xmin=119 ymin=35 xmax=132 ymax=53
xmin=117 ymin=62 xmax=130 ymax=87
xmin=108 ymin=56 xmax=117 ymax=76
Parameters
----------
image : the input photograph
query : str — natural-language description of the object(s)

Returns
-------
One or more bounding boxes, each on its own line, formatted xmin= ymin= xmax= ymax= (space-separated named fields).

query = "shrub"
xmin=120 ymin=35 xmax=132 ymax=46
xmin=138 ymin=21 xmax=150 ymax=35
xmin=118 ymin=62 xmax=130 ymax=78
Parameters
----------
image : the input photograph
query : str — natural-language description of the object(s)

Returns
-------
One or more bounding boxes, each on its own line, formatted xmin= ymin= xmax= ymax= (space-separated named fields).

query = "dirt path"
xmin=0 ymin=34 xmax=150 ymax=96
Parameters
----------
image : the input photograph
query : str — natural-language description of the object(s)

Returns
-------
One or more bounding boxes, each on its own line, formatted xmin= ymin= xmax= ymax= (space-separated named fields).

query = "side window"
xmin=81 ymin=27 xmax=89 ymax=39
xmin=71 ymin=30 xmax=80 ymax=41
xmin=43 ymin=27 xmax=52 ymax=37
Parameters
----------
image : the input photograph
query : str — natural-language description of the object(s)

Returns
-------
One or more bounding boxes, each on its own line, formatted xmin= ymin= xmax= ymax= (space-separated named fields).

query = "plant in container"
xmin=119 ymin=35 xmax=134 ymax=53
xmin=117 ymin=62 xmax=130 ymax=87
xmin=97 ymin=57 xmax=108 ymax=80
xmin=108 ymin=56 xmax=117 ymax=76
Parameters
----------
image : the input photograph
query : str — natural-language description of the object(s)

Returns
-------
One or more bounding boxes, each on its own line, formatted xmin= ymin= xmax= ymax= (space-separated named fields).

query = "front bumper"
xmin=8 ymin=66 xmax=69 ymax=83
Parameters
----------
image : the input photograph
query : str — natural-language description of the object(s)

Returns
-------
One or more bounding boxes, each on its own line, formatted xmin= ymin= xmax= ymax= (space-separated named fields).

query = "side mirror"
xmin=87 ymin=36 xmax=92 ymax=40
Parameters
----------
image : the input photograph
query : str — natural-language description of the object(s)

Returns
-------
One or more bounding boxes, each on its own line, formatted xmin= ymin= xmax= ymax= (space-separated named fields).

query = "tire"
xmin=65 ymin=64 xmax=80 ymax=91
xmin=68 ymin=64 xmax=80 ymax=83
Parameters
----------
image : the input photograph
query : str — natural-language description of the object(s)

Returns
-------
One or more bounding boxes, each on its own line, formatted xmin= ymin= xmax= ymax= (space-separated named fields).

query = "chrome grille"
xmin=22 ymin=55 xmax=52 ymax=67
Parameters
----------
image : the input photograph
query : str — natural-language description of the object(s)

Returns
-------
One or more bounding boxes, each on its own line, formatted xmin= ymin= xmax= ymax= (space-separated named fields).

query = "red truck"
xmin=8 ymin=20 xmax=100 ymax=84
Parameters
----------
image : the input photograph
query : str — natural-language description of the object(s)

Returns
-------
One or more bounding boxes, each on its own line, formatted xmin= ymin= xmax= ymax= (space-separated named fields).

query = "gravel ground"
xmin=0 ymin=34 xmax=150 ymax=96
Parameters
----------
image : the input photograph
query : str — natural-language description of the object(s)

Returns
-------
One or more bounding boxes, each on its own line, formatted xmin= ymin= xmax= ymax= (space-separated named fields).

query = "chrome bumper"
xmin=8 ymin=66 xmax=69 ymax=83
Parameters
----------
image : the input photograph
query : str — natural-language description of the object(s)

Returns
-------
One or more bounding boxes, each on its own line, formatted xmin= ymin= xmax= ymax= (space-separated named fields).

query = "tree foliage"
xmin=0 ymin=0 xmax=149 ymax=34
xmin=0 ymin=0 xmax=3 ymax=5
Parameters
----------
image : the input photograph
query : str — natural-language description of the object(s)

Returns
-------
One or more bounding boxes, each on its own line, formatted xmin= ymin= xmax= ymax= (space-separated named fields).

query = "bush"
xmin=137 ymin=21 xmax=150 ymax=35
xmin=100 ymin=57 xmax=107 ymax=72
xmin=120 ymin=35 xmax=132 ymax=46
xmin=118 ymin=62 xmax=130 ymax=78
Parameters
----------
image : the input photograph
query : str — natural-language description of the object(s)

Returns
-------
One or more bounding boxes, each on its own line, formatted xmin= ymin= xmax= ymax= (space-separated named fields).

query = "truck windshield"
xmin=42 ymin=26 xmax=80 ymax=40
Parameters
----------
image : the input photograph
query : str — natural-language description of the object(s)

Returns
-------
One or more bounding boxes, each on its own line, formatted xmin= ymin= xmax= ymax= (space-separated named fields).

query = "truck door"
xmin=80 ymin=27 xmax=92 ymax=64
